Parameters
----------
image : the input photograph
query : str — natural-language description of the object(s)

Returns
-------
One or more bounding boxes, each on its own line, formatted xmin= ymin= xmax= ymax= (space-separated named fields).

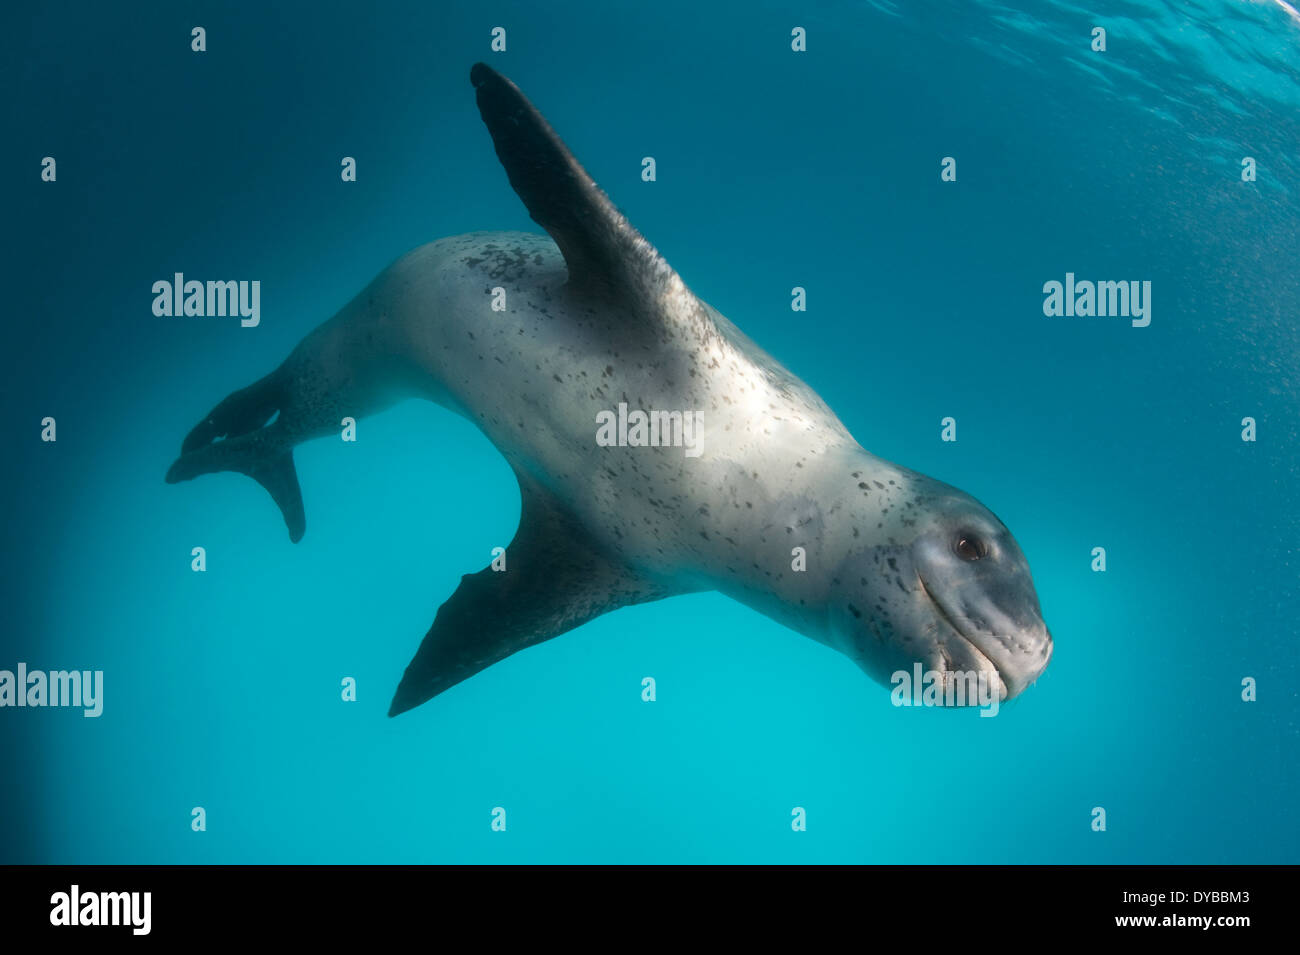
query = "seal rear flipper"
xmin=165 ymin=369 xmax=307 ymax=543
xmin=178 ymin=368 xmax=286 ymax=453
xmin=388 ymin=473 xmax=675 ymax=716
xmin=244 ymin=451 xmax=306 ymax=543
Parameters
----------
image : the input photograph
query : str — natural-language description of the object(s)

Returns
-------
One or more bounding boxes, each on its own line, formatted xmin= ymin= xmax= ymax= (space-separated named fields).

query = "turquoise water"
xmin=3 ymin=0 xmax=1297 ymax=863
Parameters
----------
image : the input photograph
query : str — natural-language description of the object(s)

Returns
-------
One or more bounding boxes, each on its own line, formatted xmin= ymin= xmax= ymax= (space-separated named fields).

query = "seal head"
xmin=828 ymin=472 xmax=1052 ymax=703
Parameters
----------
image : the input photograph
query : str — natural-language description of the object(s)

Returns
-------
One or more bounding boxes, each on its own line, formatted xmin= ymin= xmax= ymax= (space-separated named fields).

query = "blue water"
xmin=3 ymin=0 xmax=1297 ymax=863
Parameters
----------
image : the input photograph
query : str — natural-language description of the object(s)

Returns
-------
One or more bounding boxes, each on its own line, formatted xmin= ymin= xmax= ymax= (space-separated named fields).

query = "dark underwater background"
xmin=2 ymin=0 xmax=1297 ymax=863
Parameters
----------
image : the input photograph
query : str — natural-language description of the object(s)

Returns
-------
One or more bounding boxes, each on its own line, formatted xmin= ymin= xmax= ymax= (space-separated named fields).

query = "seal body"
xmin=381 ymin=231 xmax=856 ymax=601
xmin=167 ymin=65 xmax=1053 ymax=716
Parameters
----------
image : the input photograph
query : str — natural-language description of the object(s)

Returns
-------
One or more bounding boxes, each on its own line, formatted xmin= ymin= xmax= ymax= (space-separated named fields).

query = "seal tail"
xmin=164 ymin=368 xmax=307 ymax=543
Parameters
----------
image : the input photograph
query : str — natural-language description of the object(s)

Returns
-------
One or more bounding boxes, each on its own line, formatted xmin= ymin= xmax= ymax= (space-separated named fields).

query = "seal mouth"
xmin=916 ymin=574 xmax=1006 ymax=700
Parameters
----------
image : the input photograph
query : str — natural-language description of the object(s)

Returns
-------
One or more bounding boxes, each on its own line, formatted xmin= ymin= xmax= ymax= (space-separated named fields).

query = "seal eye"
xmin=954 ymin=534 xmax=987 ymax=561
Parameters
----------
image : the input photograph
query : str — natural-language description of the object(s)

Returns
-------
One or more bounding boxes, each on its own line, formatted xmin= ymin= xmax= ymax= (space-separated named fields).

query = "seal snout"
xmin=918 ymin=572 xmax=1052 ymax=701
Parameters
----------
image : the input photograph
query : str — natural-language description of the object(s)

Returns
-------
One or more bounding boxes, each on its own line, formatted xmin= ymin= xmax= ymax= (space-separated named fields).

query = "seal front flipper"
xmin=470 ymin=63 xmax=713 ymax=338
xmin=388 ymin=473 xmax=677 ymax=716
xmin=164 ymin=368 xmax=307 ymax=543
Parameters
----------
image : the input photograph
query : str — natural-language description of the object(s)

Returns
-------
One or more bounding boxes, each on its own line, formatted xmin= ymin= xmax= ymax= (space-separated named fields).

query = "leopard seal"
xmin=165 ymin=63 xmax=1053 ymax=716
